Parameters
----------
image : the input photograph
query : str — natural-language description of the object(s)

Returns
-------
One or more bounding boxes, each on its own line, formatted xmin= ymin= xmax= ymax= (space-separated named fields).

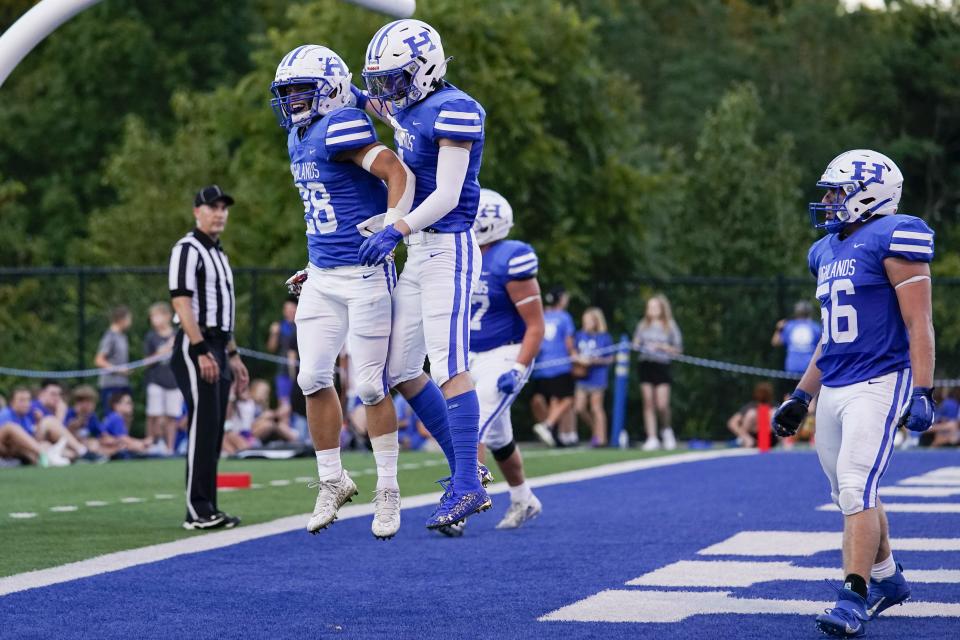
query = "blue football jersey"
xmin=808 ymin=214 xmax=934 ymax=387
xmin=575 ymin=331 xmax=614 ymax=388
xmin=470 ymin=240 xmax=538 ymax=353
xmin=391 ymin=84 xmax=485 ymax=233
xmin=533 ymin=310 xmax=576 ymax=379
xmin=287 ymin=107 xmax=387 ymax=268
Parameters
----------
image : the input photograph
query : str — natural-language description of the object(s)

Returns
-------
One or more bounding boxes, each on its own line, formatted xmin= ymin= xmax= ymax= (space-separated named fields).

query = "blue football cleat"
xmin=816 ymin=588 xmax=868 ymax=638
xmin=867 ymin=563 xmax=911 ymax=619
xmin=425 ymin=488 xmax=492 ymax=529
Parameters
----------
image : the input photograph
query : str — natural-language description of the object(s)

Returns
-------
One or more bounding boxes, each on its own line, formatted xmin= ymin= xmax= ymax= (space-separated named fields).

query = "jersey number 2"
xmin=299 ymin=181 xmax=337 ymax=235
xmin=816 ymin=278 xmax=859 ymax=344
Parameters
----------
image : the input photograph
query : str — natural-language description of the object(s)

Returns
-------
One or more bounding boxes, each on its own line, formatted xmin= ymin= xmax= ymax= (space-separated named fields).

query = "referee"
xmin=168 ymin=185 xmax=249 ymax=530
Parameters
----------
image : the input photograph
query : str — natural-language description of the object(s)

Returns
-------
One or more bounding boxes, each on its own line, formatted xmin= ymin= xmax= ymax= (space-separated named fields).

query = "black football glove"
xmin=772 ymin=389 xmax=813 ymax=438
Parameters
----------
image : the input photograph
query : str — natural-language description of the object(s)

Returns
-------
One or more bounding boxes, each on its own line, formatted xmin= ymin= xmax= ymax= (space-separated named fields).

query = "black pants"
xmin=171 ymin=330 xmax=232 ymax=521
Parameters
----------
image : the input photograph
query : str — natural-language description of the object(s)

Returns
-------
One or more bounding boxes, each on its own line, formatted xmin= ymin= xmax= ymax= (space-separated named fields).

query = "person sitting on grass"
xmin=221 ymin=383 xmax=257 ymax=456
xmin=29 ymin=381 xmax=95 ymax=461
xmin=93 ymin=392 xmax=152 ymax=458
xmin=726 ymin=382 xmax=775 ymax=448
xmin=0 ymin=387 xmax=71 ymax=466
xmin=64 ymin=385 xmax=103 ymax=446
xmin=248 ymin=379 xmax=300 ymax=445
xmin=928 ymin=386 xmax=960 ymax=447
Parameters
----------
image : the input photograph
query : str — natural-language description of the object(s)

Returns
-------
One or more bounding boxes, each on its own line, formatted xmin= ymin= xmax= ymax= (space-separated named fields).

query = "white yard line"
xmin=0 ymin=448 xmax=750 ymax=597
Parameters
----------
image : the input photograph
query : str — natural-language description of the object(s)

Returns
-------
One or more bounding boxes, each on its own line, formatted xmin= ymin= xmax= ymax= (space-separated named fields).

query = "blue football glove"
xmin=350 ymin=85 xmax=368 ymax=111
xmin=358 ymin=225 xmax=402 ymax=266
xmin=772 ymin=388 xmax=812 ymax=438
xmin=898 ymin=386 xmax=935 ymax=433
xmin=496 ymin=364 xmax=527 ymax=395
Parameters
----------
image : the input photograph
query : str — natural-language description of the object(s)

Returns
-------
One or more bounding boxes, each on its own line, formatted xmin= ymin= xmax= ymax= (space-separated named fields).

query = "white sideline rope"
xmin=2 ymin=342 xmax=958 ymax=387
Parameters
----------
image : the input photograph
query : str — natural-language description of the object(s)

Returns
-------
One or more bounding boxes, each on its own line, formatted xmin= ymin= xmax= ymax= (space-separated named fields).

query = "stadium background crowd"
xmin=2 ymin=0 xmax=960 ymax=463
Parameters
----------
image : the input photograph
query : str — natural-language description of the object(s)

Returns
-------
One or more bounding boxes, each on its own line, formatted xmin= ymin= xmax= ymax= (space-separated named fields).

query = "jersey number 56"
xmin=816 ymin=278 xmax=859 ymax=344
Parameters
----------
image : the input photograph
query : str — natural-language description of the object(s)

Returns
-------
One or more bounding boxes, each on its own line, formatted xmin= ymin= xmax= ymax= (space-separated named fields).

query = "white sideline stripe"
xmin=539 ymin=590 xmax=960 ymax=623
xmin=627 ymin=560 xmax=960 ymax=588
xmin=326 ymin=119 xmax=368 ymax=133
xmin=889 ymin=243 xmax=933 ymax=254
xmin=268 ymin=480 xmax=290 ymax=487
xmin=891 ymin=230 xmax=934 ymax=241
xmin=817 ymin=502 xmax=960 ymax=513
xmin=882 ymin=486 xmax=960 ymax=497
xmin=120 ymin=497 xmax=144 ymax=504
xmin=698 ymin=531 xmax=960 ymax=556
xmin=154 ymin=494 xmax=173 ymax=500
xmin=294 ymin=477 xmax=314 ymax=484
xmin=0 ymin=449 xmax=750 ymax=597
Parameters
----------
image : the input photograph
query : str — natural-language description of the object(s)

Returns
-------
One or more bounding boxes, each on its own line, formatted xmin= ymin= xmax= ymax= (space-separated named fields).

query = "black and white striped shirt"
xmin=168 ymin=229 xmax=236 ymax=334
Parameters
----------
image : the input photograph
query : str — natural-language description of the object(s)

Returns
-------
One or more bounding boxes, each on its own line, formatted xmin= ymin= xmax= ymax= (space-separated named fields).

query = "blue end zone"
xmin=1 ymin=451 xmax=957 ymax=639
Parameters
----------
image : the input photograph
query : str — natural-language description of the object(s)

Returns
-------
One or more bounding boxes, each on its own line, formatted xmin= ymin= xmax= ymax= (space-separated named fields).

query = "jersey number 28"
xmin=816 ymin=278 xmax=859 ymax=344
xmin=299 ymin=181 xmax=337 ymax=235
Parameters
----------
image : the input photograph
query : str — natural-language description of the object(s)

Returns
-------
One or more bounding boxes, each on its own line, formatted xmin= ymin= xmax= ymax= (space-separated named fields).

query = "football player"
xmin=356 ymin=19 xmax=491 ymax=529
xmin=469 ymin=189 xmax=545 ymax=529
xmin=773 ymin=150 xmax=935 ymax=637
xmin=270 ymin=45 xmax=415 ymax=539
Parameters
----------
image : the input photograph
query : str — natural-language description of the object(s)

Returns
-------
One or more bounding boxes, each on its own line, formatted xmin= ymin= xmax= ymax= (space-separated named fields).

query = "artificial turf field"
xmin=1 ymin=447 xmax=958 ymax=639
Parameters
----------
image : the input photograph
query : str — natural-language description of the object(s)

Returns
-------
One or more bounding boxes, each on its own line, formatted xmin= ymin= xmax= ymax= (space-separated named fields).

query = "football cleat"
xmin=478 ymin=463 xmax=494 ymax=487
xmin=815 ymin=587 xmax=868 ymax=638
xmin=425 ymin=488 xmax=492 ymax=529
xmin=866 ymin=563 xmax=911 ymax=619
xmin=496 ymin=494 xmax=542 ymax=530
xmin=182 ymin=512 xmax=227 ymax=531
xmin=371 ymin=488 xmax=401 ymax=540
xmin=435 ymin=522 xmax=466 ymax=537
xmin=306 ymin=471 xmax=358 ymax=534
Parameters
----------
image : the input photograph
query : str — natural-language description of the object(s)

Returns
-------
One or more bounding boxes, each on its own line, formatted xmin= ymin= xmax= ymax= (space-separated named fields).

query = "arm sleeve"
xmin=400 ymin=145 xmax=470 ymax=234
xmin=168 ymin=243 xmax=197 ymax=298
xmin=885 ymin=217 xmax=935 ymax=263
xmin=432 ymin=99 xmax=484 ymax=142
xmin=322 ymin=108 xmax=378 ymax=160
xmin=505 ymin=243 xmax=539 ymax=281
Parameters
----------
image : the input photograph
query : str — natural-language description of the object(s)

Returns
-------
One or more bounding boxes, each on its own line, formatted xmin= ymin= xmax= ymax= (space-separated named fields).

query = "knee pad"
xmin=357 ymin=381 xmax=386 ymax=406
xmin=491 ymin=440 xmax=517 ymax=462
xmin=297 ymin=369 xmax=332 ymax=396
xmin=838 ymin=487 xmax=865 ymax=516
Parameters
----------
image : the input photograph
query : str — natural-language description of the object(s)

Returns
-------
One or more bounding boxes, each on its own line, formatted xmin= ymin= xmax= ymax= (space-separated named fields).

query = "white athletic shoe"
xmin=371 ymin=487 xmax=401 ymax=540
xmin=533 ymin=423 xmax=556 ymax=447
xmin=641 ymin=437 xmax=661 ymax=451
xmin=496 ymin=494 xmax=543 ymax=530
xmin=306 ymin=471 xmax=358 ymax=534
xmin=46 ymin=452 xmax=71 ymax=467
xmin=661 ymin=428 xmax=677 ymax=451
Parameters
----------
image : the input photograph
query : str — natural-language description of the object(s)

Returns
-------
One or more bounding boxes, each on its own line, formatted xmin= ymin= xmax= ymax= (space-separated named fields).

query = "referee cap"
xmin=194 ymin=184 xmax=235 ymax=207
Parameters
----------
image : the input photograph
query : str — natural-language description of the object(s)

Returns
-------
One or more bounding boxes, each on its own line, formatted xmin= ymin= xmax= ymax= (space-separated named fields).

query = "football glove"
xmin=496 ymin=364 xmax=527 ymax=395
xmin=772 ymin=388 xmax=813 ymax=438
xmin=358 ymin=225 xmax=402 ymax=266
xmin=284 ymin=268 xmax=308 ymax=297
xmin=897 ymin=386 xmax=935 ymax=433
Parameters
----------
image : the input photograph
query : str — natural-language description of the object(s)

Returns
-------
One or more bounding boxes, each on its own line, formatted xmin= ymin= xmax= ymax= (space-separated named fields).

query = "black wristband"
xmin=227 ymin=349 xmax=239 ymax=359
xmin=188 ymin=341 xmax=211 ymax=357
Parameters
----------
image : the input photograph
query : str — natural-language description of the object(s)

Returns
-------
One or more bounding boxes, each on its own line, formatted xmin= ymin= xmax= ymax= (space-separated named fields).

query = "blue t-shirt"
xmin=781 ymin=318 xmax=822 ymax=374
xmin=0 ymin=407 xmax=35 ymax=436
xmin=532 ymin=310 xmax=576 ymax=379
xmin=287 ymin=107 xmax=387 ymax=268
xmin=96 ymin=411 xmax=129 ymax=438
xmin=394 ymin=394 xmax=427 ymax=451
xmin=470 ymin=240 xmax=538 ymax=353
xmin=808 ymin=214 xmax=934 ymax=387
xmin=575 ymin=331 xmax=613 ymax=387
xmin=65 ymin=408 xmax=101 ymax=439
xmin=29 ymin=399 xmax=52 ymax=419
xmin=391 ymin=84 xmax=485 ymax=233
xmin=936 ymin=397 xmax=959 ymax=422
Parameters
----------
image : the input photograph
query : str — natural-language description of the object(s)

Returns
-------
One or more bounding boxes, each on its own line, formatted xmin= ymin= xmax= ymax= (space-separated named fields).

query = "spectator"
xmin=0 ymin=388 xmax=63 ymax=466
xmin=144 ymin=301 xmax=183 ymax=453
xmin=632 ymin=293 xmax=683 ymax=451
xmin=726 ymin=382 xmax=775 ymax=448
xmin=928 ymin=387 xmax=960 ymax=447
xmin=222 ymin=384 xmax=257 ymax=456
xmin=248 ymin=379 xmax=300 ymax=444
xmin=27 ymin=382 xmax=92 ymax=461
xmin=530 ymin=287 xmax=578 ymax=447
xmin=64 ymin=384 xmax=103 ymax=448
xmin=95 ymin=305 xmax=133 ymax=412
xmin=93 ymin=392 xmax=152 ymax=458
xmin=574 ymin=307 xmax=614 ymax=447
xmin=771 ymin=300 xmax=822 ymax=375
xmin=266 ymin=297 xmax=299 ymax=415
xmin=395 ymin=393 xmax=430 ymax=451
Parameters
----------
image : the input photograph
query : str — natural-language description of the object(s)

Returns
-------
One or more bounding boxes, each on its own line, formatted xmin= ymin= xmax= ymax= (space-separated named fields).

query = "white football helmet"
xmin=473 ymin=188 xmax=514 ymax=246
xmin=270 ymin=45 xmax=354 ymax=129
xmin=362 ymin=19 xmax=448 ymax=115
xmin=809 ymin=149 xmax=903 ymax=233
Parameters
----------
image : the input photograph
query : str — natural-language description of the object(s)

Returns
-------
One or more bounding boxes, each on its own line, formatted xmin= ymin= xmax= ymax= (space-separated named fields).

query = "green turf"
xmin=0 ymin=446 xmax=680 ymax=577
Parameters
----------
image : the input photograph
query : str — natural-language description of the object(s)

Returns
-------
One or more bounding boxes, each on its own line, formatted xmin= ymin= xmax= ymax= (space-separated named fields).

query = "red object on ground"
xmin=756 ymin=403 xmax=771 ymax=453
xmin=217 ymin=472 xmax=251 ymax=489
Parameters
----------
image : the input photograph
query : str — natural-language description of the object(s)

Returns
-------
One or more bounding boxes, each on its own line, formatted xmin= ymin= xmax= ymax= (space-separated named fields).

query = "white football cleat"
xmin=306 ymin=471 xmax=358 ymax=534
xmin=641 ymin=437 xmax=661 ymax=451
xmin=661 ymin=428 xmax=677 ymax=451
xmin=496 ymin=494 xmax=542 ymax=530
xmin=532 ymin=422 xmax=556 ymax=447
xmin=371 ymin=487 xmax=401 ymax=540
